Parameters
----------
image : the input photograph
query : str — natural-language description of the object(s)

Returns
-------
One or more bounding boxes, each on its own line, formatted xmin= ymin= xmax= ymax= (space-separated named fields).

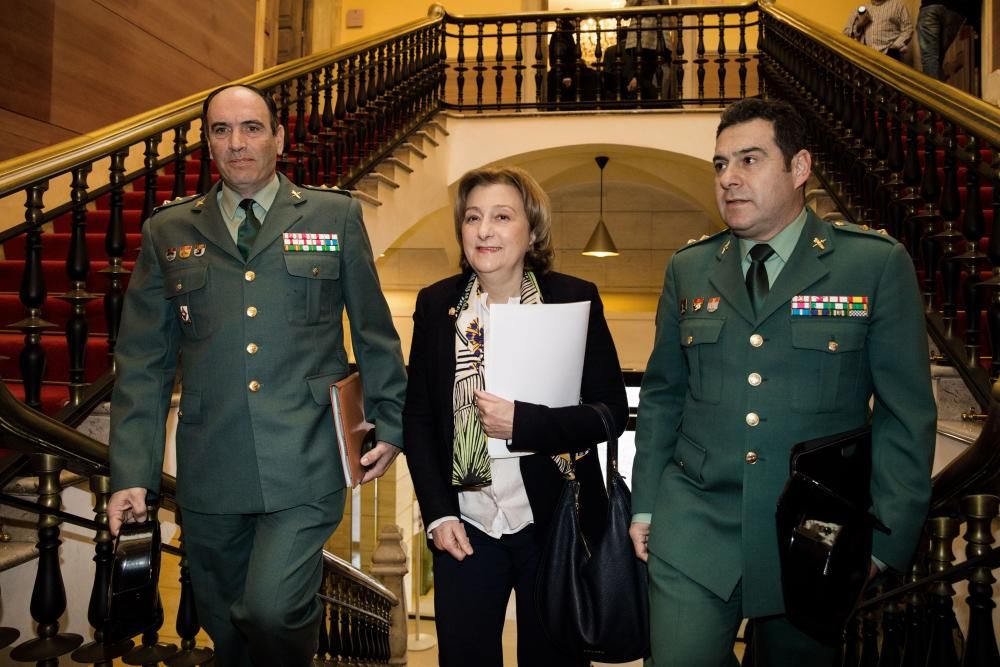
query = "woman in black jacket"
xmin=403 ymin=165 xmax=628 ymax=666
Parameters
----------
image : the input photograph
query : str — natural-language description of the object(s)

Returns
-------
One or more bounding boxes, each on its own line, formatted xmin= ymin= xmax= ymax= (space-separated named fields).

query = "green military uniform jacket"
xmin=110 ymin=174 xmax=406 ymax=514
xmin=632 ymin=209 xmax=936 ymax=617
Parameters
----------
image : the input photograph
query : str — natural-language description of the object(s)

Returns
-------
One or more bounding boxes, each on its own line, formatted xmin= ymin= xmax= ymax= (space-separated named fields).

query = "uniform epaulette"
xmin=301 ymin=183 xmax=352 ymax=198
xmin=151 ymin=193 xmax=202 ymax=214
xmin=674 ymin=228 xmax=729 ymax=254
xmin=829 ymin=220 xmax=895 ymax=242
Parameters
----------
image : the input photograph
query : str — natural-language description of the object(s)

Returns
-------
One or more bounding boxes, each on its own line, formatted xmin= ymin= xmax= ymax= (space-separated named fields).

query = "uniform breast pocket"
xmin=679 ymin=317 xmax=726 ymax=404
xmin=283 ymin=253 xmax=341 ymax=325
xmin=790 ymin=320 xmax=868 ymax=413
xmin=164 ymin=266 xmax=213 ymax=340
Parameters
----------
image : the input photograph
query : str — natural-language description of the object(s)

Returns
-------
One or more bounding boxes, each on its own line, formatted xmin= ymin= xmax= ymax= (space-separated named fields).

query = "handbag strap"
xmin=589 ymin=402 xmax=618 ymax=489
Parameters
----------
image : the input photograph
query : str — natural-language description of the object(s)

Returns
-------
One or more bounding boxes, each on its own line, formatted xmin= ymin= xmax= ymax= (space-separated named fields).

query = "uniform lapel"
xmin=247 ymin=173 xmax=305 ymax=261
xmin=194 ymin=183 xmax=244 ymax=263
xmin=755 ymin=211 xmax=832 ymax=323
xmin=708 ymin=234 xmax=755 ymax=324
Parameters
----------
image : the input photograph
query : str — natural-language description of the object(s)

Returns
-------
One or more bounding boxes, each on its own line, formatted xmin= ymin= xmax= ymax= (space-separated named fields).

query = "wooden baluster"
xmin=197 ymin=124 xmax=212 ymax=194
xmin=878 ymin=579 xmax=906 ymax=667
xmin=959 ymin=494 xmax=1000 ymax=667
xmin=494 ymin=20 xmax=505 ymax=109
xmin=374 ymin=44 xmax=388 ymax=150
xmin=988 ymin=162 xmax=1000 ymax=379
xmin=392 ymin=35 xmax=406 ymax=132
xmin=513 ymin=20 xmax=525 ymax=108
xmin=715 ymin=11 xmax=727 ymax=101
xmin=334 ymin=60 xmax=347 ymax=183
xmin=674 ymin=12 xmax=687 ymax=101
xmin=473 ymin=21 xmax=485 ymax=112
xmin=308 ymin=69 xmax=322 ymax=185
xmin=170 ymin=509 xmax=213 ymax=666
xmin=366 ymin=45 xmax=379 ymax=136
xmin=12 ymin=183 xmax=53 ymax=410
xmin=859 ymin=604 xmax=880 ymax=667
xmin=455 ymin=23 xmax=468 ymax=109
xmin=321 ymin=64 xmax=335 ymax=185
xmin=171 ymin=124 xmax=189 ymax=200
xmin=141 ymin=134 xmax=161 ymax=223
xmin=293 ymin=75 xmax=308 ymax=184
xmin=695 ymin=13 xmax=706 ymax=102
xmin=329 ymin=598 xmax=343 ymax=661
xmin=60 ymin=164 xmax=97 ymax=406
xmin=344 ymin=55 xmax=358 ymax=174
xmin=71 ymin=474 xmax=134 ymax=665
xmin=901 ymin=543 xmax=931 ymax=667
xmin=315 ymin=599 xmax=330 ymax=664
xmin=842 ymin=614 xmax=861 ymax=667
xmin=277 ymin=81 xmax=292 ymax=178
xmin=9 ymin=454 xmax=83 ymax=662
xmin=101 ymin=150 xmax=130 ymax=364
xmin=737 ymin=10 xmax=748 ymax=100
xmin=372 ymin=524 xmax=407 ymax=665
xmin=924 ymin=516 xmax=963 ymax=667
xmin=958 ymin=139 xmax=988 ymax=367
xmin=354 ymin=51 xmax=369 ymax=166
xmin=900 ymin=100 xmax=923 ymax=262
xmin=936 ymin=122 xmax=965 ymax=337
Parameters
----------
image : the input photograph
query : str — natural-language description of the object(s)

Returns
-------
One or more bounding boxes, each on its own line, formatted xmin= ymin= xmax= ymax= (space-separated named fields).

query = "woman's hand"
xmin=431 ymin=520 xmax=475 ymax=561
xmin=474 ymin=389 xmax=514 ymax=440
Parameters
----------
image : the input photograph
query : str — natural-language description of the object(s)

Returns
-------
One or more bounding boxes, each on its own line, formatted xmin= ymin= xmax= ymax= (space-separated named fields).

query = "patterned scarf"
xmin=451 ymin=271 xmax=542 ymax=486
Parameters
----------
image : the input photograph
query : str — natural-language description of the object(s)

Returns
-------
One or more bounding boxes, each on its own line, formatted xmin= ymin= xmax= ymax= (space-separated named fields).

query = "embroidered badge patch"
xmin=179 ymin=246 xmax=192 ymax=259
xmin=283 ymin=232 xmax=339 ymax=252
xmin=165 ymin=248 xmax=177 ymax=262
xmin=791 ymin=295 xmax=869 ymax=317
xmin=193 ymin=244 xmax=206 ymax=257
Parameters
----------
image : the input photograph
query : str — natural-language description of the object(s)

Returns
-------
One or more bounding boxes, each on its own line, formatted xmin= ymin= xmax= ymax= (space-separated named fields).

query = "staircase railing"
xmin=0 ymin=376 xmax=405 ymax=664
xmin=0 ymin=11 xmax=443 ymax=414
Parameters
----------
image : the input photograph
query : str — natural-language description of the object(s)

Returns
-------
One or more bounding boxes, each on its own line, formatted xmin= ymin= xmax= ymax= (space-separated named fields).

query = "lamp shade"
xmin=582 ymin=155 xmax=619 ymax=257
xmin=582 ymin=217 xmax=619 ymax=257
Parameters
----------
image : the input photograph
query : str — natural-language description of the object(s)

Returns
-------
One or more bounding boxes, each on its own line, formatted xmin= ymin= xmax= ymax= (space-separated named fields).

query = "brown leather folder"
xmin=329 ymin=372 xmax=376 ymax=487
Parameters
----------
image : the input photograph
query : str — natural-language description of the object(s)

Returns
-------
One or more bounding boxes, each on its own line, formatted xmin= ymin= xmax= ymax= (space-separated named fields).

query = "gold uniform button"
xmin=246 ymin=306 xmax=258 ymax=318
xmin=248 ymin=380 xmax=261 ymax=392
xmin=748 ymin=372 xmax=762 ymax=387
xmin=245 ymin=270 xmax=256 ymax=282
xmin=745 ymin=451 xmax=759 ymax=464
xmin=828 ymin=340 xmax=839 ymax=352
xmin=745 ymin=412 xmax=760 ymax=427
xmin=750 ymin=334 xmax=764 ymax=348
xmin=175 ymin=282 xmax=183 ymax=291
xmin=686 ymin=335 xmax=694 ymax=345
xmin=311 ymin=266 xmax=320 ymax=277
xmin=246 ymin=343 xmax=259 ymax=354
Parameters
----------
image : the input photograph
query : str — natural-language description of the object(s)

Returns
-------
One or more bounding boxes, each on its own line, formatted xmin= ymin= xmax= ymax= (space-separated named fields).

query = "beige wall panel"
xmin=0 ymin=0 xmax=253 ymax=159
xmin=94 ymin=0 xmax=255 ymax=79
xmin=0 ymin=109 xmax=77 ymax=162
xmin=46 ymin=2 xmax=241 ymax=132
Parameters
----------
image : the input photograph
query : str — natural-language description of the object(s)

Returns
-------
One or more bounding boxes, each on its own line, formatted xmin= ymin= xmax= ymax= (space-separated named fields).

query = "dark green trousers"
xmin=646 ymin=552 xmax=838 ymax=667
xmin=182 ymin=489 xmax=345 ymax=667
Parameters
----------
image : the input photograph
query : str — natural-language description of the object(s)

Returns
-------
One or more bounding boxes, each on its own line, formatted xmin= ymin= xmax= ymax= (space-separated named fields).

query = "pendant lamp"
xmin=582 ymin=155 xmax=619 ymax=257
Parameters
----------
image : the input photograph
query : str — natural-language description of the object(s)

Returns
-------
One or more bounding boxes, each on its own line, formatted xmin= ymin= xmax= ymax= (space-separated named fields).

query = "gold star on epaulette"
xmin=195 ymin=198 xmax=205 ymax=207
xmin=686 ymin=238 xmax=697 ymax=244
xmin=859 ymin=224 xmax=870 ymax=231
xmin=834 ymin=221 xmax=847 ymax=227
xmin=878 ymin=229 xmax=889 ymax=236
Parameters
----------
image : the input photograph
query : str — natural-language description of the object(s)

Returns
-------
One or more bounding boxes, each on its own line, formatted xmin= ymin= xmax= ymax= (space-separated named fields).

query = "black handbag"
xmin=103 ymin=518 xmax=163 ymax=644
xmin=536 ymin=402 xmax=650 ymax=663
xmin=775 ymin=426 xmax=889 ymax=645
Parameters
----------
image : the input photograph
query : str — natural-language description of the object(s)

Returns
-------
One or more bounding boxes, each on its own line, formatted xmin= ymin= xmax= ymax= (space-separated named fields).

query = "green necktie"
xmin=746 ymin=243 xmax=775 ymax=314
xmin=237 ymin=198 xmax=261 ymax=261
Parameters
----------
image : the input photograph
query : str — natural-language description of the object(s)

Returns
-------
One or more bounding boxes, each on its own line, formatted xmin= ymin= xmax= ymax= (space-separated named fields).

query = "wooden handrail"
xmin=0 ymin=11 xmax=443 ymax=198
xmin=758 ymin=0 xmax=1000 ymax=144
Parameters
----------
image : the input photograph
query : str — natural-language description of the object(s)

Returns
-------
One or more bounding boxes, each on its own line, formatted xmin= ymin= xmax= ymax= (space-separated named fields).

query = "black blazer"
xmin=403 ymin=270 xmax=629 ymax=541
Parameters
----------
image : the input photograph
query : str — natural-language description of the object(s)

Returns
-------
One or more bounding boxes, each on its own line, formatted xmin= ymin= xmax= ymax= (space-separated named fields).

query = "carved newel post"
xmin=370 ymin=524 xmax=408 ymax=666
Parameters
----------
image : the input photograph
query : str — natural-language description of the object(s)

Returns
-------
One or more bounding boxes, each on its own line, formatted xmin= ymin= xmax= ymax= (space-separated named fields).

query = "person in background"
xmin=843 ymin=0 xmax=914 ymax=61
xmin=106 ymin=84 xmax=407 ymax=666
xmin=624 ymin=0 xmax=677 ymax=101
xmin=630 ymin=98 xmax=936 ymax=666
xmin=917 ymin=0 xmax=981 ymax=80
xmin=403 ymin=165 xmax=627 ymax=667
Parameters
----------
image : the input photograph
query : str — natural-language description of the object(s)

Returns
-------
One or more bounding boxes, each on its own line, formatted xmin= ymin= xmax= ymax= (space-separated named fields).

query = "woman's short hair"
xmin=453 ymin=166 xmax=555 ymax=274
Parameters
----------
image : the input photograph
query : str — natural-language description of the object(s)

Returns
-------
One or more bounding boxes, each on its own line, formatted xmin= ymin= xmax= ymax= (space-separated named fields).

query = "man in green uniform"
xmin=629 ymin=98 xmax=935 ymax=665
xmin=107 ymin=84 xmax=407 ymax=666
